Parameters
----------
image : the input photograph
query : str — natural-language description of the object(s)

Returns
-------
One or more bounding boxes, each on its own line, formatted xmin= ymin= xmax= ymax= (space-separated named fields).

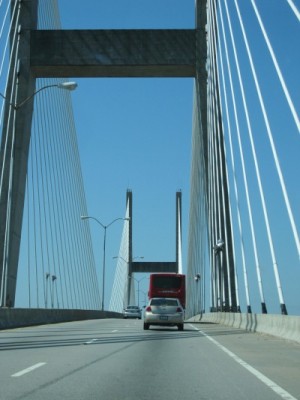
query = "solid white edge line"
xmin=11 ymin=362 xmax=46 ymax=377
xmin=189 ymin=324 xmax=298 ymax=400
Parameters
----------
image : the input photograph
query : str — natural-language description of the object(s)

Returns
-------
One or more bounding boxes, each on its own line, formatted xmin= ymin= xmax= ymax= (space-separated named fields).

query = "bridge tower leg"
xmin=195 ymin=0 xmax=238 ymax=313
xmin=0 ymin=0 xmax=38 ymax=307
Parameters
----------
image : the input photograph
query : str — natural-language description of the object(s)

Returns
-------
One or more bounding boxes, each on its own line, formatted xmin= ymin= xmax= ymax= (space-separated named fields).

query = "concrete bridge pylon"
xmin=125 ymin=190 xmax=182 ymax=306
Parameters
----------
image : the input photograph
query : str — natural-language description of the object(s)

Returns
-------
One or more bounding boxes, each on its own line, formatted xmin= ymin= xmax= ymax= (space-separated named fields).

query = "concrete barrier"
xmin=0 ymin=308 xmax=122 ymax=330
xmin=188 ymin=312 xmax=300 ymax=344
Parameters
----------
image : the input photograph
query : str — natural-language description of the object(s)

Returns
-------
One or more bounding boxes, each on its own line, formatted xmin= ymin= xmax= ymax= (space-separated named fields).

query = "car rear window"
xmin=150 ymin=299 xmax=178 ymax=306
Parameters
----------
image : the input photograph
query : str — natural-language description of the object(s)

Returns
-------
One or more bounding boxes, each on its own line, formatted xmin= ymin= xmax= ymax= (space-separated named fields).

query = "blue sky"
xmin=42 ymin=0 xmax=298 ymax=313
xmin=57 ymin=0 xmax=195 ymax=308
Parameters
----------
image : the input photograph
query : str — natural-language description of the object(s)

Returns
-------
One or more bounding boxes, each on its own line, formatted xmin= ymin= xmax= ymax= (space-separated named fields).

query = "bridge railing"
xmin=0 ymin=308 xmax=122 ymax=330
xmin=188 ymin=312 xmax=300 ymax=344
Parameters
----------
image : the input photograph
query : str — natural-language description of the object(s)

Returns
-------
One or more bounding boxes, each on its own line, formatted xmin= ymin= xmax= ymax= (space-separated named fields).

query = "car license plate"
xmin=159 ymin=316 xmax=168 ymax=321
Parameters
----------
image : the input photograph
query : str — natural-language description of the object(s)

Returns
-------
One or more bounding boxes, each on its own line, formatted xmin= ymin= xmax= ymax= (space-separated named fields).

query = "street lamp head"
xmin=80 ymin=215 xmax=89 ymax=220
xmin=216 ymin=238 xmax=224 ymax=247
xmin=194 ymin=273 xmax=201 ymax=281
xmin=213 ymin=238 xmax=225 ymax=254
xmin=113 ymin=256 xmax=126 ymax=261
xmin=57 ymin=81 xmax=78 ymax=91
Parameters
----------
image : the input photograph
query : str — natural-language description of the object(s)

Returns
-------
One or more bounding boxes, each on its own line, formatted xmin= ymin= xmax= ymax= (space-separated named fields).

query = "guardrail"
xmin=188 ymin=312 xmax=300 ymax=344
xmin=0 ymin=308 xmax=122 ymax=330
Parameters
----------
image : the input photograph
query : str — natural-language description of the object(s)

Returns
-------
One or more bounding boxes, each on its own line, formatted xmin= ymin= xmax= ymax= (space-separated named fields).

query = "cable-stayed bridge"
xmin=0 ymin=0 xmax=299 ymax=323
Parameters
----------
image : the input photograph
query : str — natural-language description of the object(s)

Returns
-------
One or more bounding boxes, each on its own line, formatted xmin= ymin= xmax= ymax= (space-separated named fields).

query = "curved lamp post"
xmin=0 ymin=81 xmax=77 ymax=308
xmin=0 ymin=81 xmax=78 ymax=109
xmin=213 ymin=238 xmax=225 ymax=311
xmin=81 ymin=216 xmax=130 ymax=311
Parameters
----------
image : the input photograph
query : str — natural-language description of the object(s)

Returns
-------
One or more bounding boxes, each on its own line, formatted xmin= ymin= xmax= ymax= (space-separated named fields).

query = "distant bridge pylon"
xmin=109 ymin=190 xmax=183 ymax=312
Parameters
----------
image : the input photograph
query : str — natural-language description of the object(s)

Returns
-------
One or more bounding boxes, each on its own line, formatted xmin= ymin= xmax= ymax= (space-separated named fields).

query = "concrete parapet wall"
xmin=189 ymin=312 xmax=300 ymax=344
xmin=0 ymin=308 xmax=122 ymax=330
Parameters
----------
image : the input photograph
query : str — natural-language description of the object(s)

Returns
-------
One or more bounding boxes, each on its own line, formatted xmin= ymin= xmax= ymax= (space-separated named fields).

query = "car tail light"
xmin=146 ymin=306 xmax=151 ymax=312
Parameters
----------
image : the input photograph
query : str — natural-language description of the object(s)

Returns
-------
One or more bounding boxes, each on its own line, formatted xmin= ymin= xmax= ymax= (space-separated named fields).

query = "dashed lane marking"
xmin=11 ymin=362 xmax=46 ymax=377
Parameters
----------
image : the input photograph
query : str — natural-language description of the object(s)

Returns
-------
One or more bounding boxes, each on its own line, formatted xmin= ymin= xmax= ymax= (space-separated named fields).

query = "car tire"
xmin=143 ymin=323 xmax=149 ymax=330
xmin=178 ymin=324 xmax=184 ymax=331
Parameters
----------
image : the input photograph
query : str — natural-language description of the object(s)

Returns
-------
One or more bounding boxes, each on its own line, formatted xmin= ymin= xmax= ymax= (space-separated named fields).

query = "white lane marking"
xmin=189 ymin=324 xmax=298 ymax=400
xmin=12 ymin=362 xmax=46 ymax=377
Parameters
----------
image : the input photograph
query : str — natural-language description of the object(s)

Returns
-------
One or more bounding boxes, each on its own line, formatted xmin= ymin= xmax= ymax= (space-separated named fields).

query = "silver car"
xmin=143 ymin=298 xmax=184 ymax=331
xmin=123 ymin=305 xmax=142 ymax=319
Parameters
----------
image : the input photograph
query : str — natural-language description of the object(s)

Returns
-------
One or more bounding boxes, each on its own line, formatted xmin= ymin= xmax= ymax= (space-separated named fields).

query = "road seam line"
xmin=189 ymin=324 xmax=298 ymax=400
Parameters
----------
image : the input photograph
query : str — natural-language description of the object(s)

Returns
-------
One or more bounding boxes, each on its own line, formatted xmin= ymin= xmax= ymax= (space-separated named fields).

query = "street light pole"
xmin=130 ymin=275 xmax=148 ymax=308
xmin=213 ymin=239 xmax=224 ymax=312
xmin=113 ymin=256 xmax=145 ymax=307
xmin=81 ymin=216 xmax=129 ymax=311
xmin=194 ymin=274 xmax=202 ymax=317
xmin=0 ymin=81 xmax=78 ymax=109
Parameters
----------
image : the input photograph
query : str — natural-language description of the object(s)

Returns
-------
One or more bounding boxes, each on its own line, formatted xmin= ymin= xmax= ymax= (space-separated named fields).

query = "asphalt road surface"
xmin=0 ymin=319 xmax=299 ymax=400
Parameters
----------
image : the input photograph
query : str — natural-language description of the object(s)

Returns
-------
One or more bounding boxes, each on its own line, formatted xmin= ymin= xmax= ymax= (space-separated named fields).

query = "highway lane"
xmin=0 ymin=319 xmax=299 ymax=400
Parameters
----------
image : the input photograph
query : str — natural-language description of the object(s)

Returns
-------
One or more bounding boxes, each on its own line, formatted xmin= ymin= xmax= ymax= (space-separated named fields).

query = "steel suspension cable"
xmin=213 ymin=0 xmax=241 ymax=312
xmin=234 ymin=0 xmax=289 ymax=314
xmin=206 ymin=1 xmax=216 ymax=309
xmin=217 ymin=0 xmax=252 ymax=312
xmin=186 ymin=82 xmax=207 ymax=316
xmin=31 ymin=0 xmax=99 ymax=309
xmin=54 ymin=82 xmax=85 ymax=308
xmin=109 ymin=205 xmax=130 ymax=311
xmin=0 ymin=0 xmax=20 ymax=200
xmin=0 ymin=0 xmax=17 ymax=79
xmin=252 ymin=0 xmax=299 ymax=134
xmin=223 ymin=0 xmax=267 ymax=313
xmin=0 ymin=3 xmax=21 ymax=306
xmin=26 ymin=177 xmax=31 ymax=307
xmin=250 ymin=0 xmax=300 ymax=259
xmin=238 ymin=1 xmax=300 ymax=262
xmin=209 ymin=0 xmax=235 ymax=310
xmin=286 ymin=0 xmax=300 ymax=21
xmin=64 ymin=97 xmax=100 ymax=309
xmin=31 ymin=108 xmax=46 ymax=307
